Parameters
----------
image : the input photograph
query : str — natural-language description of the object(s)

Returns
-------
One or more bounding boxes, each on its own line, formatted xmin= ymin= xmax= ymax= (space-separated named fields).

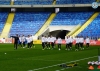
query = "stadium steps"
xmin=10 ymin=0 xmax=14 ymax=5
xmin=1 ymin=13 xmax=15 ymax=38
xmin=66 ymin=24 xmax=81 ymax=36
xmin=97 ymin=0 xmax=100 ymax=40
xmin=35 ymin=13 xmax=56 ymax=37
xmin=96 ymin=0 xmax=99 ymax=2
xmin=53 ymin=0 xmax=56 ymax=5
xmin=72 ymin=12 xmax=99 ymax=37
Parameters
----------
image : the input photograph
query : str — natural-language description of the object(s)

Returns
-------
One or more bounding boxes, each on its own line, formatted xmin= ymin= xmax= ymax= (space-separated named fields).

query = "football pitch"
xmin=0 ymin=44 xmax=100 ymax=71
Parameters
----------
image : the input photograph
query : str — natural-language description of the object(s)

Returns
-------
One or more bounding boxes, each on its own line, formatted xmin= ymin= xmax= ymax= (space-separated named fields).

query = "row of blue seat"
xmin=78 ymin=14 xmax=100 ymax=37
xmin=0 ymin=12 xmax=100 ymax=38
xmin=14 ymin=0 xmax=53 ymax=5
xmin=50 ymin=12 xmax=93 ymax=25
xmin=0 ymin=12 xmax=8 ymax=33
xmin=56 ymin=0 xmax=95 ymax=4
xmin=0 ymin=0 xmax=11 ymax=5
xmin=10 ymin=12 xmax=50 ymax=36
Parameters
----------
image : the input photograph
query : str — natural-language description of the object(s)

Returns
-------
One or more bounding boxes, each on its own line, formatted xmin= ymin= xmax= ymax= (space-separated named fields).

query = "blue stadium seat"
xmin=10 ymin=12 xmax=50 ymax=36
xmin=14 ymin=0 xmax=53 ymax=5
xmin=0 ymin=0 xmax=11 ymax=5
xmin=78 ymin=14 xmax=100 ymax=38
xmin=50 ymin=12 xmax=93 ymax=25
xmin=0 ymin=12 xmax=8 ymax=33
xmin=56 ymin=0 xmax=95 ymax=4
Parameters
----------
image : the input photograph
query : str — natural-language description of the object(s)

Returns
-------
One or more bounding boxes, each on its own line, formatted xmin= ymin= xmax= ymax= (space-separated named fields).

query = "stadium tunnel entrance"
xmin=49 ymin=30 xmax=70 ymax=39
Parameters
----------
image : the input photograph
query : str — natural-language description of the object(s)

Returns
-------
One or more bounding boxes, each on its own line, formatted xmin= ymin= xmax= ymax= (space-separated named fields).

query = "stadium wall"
xmin=49 ymin=25 xmax=76 ymax=32
xmin=37 ymin=25 xmax=76 ymax=39
xmin=0 ymin=38 xmax=100 ymax=45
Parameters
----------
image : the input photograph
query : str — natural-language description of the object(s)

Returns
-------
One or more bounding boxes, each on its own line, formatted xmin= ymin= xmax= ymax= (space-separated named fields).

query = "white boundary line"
xmin=28 ymin=56 xmax=97 ymax=71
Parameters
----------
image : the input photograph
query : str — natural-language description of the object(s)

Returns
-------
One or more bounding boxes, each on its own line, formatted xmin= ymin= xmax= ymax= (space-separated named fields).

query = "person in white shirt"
xmin=18 ymin=35 xmax=22 ymax=47
xmin=30 ymin=35 xmax=35 ymax=48
xmin=22 ymin=35 xmax=26 ymax=48
xmin=65 ymin=36 xmax=69 ymax=50
xmin=26 ymin=35 xmax=31 ymax=49
xmin=57 ymin=37 xmax=62 ymax=50
xmin=47 ymin=36 xmax=51 ymax=49
xmin=25 ymin=36 xmax=28 ymax=46
xmin=54 ymin=37 xmax=56 ymax=48
xmin=41 ymin=35 xmax=45 ymax=50
xmin=45 ymin=36 xmax=49 ymax=49
xmin=70 ymin=36 xmax=73 ymax=50
xmin=80 ymin=36 xmax=84 ymax=50
xmin=29 ymin=35 xmax=32 ymax=48
xmin=75 ymin=36 xmax=79 ymax=51
xmin=85 ymin=36 xmax=90 ymax=49
xmin=78 ymin=36 xmax=81 ymax=48
xmin=50 ymin=35 xmax=55 ymax=49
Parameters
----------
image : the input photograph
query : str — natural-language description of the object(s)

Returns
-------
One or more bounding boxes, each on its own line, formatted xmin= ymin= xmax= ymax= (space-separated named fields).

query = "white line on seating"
xmin=28 ymin=56 xmax=97 ymax=71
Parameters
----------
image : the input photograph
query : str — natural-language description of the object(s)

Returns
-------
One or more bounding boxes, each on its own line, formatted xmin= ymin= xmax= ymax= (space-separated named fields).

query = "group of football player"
xmin=41 ymin=35 xmax=90 ymax=51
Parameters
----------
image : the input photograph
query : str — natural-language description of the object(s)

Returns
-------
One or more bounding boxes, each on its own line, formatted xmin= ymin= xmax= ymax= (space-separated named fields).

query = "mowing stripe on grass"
xmin=28 ymin=56 xmax=97 ymax=71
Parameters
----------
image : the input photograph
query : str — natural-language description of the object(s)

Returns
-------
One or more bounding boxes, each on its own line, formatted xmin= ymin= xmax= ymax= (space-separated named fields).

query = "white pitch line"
xmin=29 ymin=56 xmax=97 ymax=71
xmin=64 ymin=56 xmax=97 ymax=64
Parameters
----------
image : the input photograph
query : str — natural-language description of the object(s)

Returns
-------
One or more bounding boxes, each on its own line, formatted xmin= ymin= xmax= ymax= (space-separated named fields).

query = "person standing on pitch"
xmin=85 ymin=36 xmax=90 ymax=49
xmin=75 ymin=36 xmax=79 ymax=51
xmin=70 ymin=36 xmax=73 ymax=50
xmin=65 ymin=36 xmax=69 ymax=50
xmin=24 ymin=36 xmax=28 ymax=47
xmin=47 ymin=35 xmax=51 ymax=49
xmin=26 ymin=35 xmax=31 ymax=49
xmin=22 ymin=35 xmax=26 ymax=48
xmin=41 ymin=35 xmax=45 ymax=50
xmin=50 ymin=35 xmax=55 ymax=49
xmin=54 ymin=36 xmax=56 ymax=48
xmin=11 ymin=34 xmax=19 ymax=50
xmin=44 ymin=36 xmax=48 ymax=49
xmin=80 ymin=36 xmax=84 ymax=50
xmin=57 ymin=37 xmax=62 ymax=50
xmin=30 ymin=35 xmax=35 ymax=48
xmin=18 ymin=35 xmax=22 ymax=47
xmin=68 ymin=36 xmax=72 ymax=50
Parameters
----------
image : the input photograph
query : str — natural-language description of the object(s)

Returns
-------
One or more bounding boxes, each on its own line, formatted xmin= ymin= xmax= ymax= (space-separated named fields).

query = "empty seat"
xmin=0 ymin=12 xmax=8 ymax=33
xmin=10 ymin=12 xmax=50 ymax=36
xmin=14 ymin=0 xmax=53 ymax=5
xmin=0 ymin=0 xmax=11 ymax=5
xmin=50 ymin=12 xmax=93 ymax=25
xmin=78 ymin=14 xmax=100 ymax=38
xmin=56 ymin=0 xmax=95 ymax=4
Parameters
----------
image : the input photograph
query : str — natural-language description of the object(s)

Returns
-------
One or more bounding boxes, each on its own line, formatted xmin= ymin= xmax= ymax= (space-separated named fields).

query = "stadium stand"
xmin=71 ymin=12 xmax=99 ymax=38
xmin=0 ymin=12 xmax=8 ymax=34
xmin=10 ymin=12 xmax=50 ymax=36
xmin=14 ymin=0 xmax=53 ymax=5
xmin=56 ymin=0 xmax=95 ymax=4
xmin=50 ymin=12 xmax=93 ymax=25
xmin=78 ymin=14 xmax=100 ymax=38
xmin=0 ymin=0 xmax=11 ymax=5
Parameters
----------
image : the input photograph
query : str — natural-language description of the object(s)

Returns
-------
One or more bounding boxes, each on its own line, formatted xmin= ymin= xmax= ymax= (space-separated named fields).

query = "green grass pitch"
xmin=0 ymin=44 xmax=100 ymax=71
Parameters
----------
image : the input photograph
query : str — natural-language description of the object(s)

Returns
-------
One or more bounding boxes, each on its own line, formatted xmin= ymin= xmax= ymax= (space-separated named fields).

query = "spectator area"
xmin=10 ymin=12 xmax=50 ymax=36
